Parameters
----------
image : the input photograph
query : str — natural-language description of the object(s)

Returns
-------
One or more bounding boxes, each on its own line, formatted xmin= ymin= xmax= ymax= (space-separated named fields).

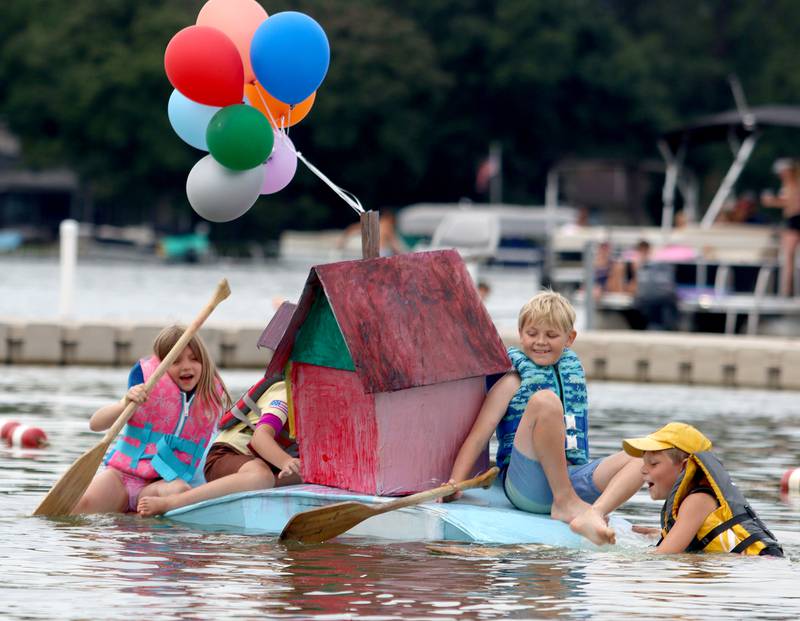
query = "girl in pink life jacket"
xmin=137 ymin=376 xmax=301 ymax=517
xmin=72 ymin=325 xmax=230 ymax=514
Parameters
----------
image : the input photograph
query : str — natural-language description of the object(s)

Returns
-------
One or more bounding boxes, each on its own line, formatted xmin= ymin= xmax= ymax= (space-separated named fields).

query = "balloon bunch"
xmin=164 ymin=0 xmax=330 ymax=222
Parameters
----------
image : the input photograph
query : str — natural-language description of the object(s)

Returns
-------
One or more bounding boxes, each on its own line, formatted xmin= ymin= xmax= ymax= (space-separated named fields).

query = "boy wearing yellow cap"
xmin=623 ymin=422 xmax=783 ymax=556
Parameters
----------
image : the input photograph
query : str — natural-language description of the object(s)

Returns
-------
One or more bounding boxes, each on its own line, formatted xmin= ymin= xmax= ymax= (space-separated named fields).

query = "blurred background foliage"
xmin=2 ymin=0 xmax=800 ymax=243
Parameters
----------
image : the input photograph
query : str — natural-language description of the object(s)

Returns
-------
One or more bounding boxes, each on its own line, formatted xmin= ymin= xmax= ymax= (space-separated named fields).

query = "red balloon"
xmin=164 ymin=26 xmax=244 ymax=107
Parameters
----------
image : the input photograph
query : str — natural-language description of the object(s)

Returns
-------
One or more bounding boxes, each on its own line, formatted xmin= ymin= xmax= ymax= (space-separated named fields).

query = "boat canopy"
xmin=658 ymin=105 xmax=800 ymax=230
xmin=661 ymin=105 xmax=800 ymax=152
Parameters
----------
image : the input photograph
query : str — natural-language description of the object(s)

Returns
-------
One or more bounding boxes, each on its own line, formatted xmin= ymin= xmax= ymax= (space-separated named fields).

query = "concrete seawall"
xmin=500 ymin=329 xmax=800 ymax=390
xmin=0 ymin=321 xmax=271 ymax=370
xmin=1 ymin=320 xmax=798 ymax=390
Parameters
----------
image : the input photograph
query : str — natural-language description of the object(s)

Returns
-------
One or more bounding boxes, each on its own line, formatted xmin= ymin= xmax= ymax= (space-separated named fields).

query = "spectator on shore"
xmin=613 ymin=240 xmax=678 ymax=330
xmin=729 ymin=192 xmax=767 ymax=225
xmin=338 ymin=210 xmax=405 ymax=257
xmin=591 ymin=241 xmax=616 ymax=298
xmin=762 ymin=159 xmax=800 ymax=296
xmin=476 ymin=280 xmax=491 ymax=303
xmin=609 ymin=240 xmax=651 ymax=295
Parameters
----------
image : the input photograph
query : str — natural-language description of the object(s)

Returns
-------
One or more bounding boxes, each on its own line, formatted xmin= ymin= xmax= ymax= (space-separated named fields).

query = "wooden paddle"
xmin=32 ymin=278 xmax=231 ymax=517
xmin=279 ymin=466 xmax=500 ymax=544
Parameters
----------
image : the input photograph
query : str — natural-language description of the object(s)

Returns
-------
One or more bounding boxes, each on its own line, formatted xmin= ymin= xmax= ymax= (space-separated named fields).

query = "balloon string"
xmin=252 ymin=85 xmax=282 ymax=139
xmin=252 ymin=84 xmax=363 ymax=215
xmin=294 ymin=149 xmax=364 ymax=215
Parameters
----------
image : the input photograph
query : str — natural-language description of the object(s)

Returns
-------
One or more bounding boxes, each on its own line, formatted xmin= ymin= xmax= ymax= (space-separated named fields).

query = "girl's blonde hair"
xmin=518 ymin=290 xmax=576 ymax=333
xmin=153 ymin=325 xmax=231 ymax=420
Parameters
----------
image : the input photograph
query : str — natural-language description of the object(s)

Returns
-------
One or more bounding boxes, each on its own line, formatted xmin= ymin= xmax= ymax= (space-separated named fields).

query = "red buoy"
xmin=780 ymin=468 xmax=800 ymax=494
xmin=1 ymin=421 xmax=48 ymax=448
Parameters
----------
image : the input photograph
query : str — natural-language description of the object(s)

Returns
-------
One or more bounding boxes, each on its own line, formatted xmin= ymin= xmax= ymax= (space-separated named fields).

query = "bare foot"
xmin=550 ymin=496 xmax=593 ymax=524
xmin=569 ymin=507 xmax=616 ymax=546
xmin=137 ymin=495 xmax=173 ymax=517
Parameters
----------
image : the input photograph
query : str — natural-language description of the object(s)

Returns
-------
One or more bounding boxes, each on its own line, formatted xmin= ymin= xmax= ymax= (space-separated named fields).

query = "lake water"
xmin=2 ymin=257 xmax=800 ymax=619
xmin=0 ymin=256 xmax=539 ymax=330
xmin=2 ymin=367 xmax=800 ymax=620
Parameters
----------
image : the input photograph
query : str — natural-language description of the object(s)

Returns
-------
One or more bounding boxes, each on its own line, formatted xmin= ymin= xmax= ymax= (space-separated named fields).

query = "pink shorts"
xmin=112 ymin=468 xmax=151 ymax=512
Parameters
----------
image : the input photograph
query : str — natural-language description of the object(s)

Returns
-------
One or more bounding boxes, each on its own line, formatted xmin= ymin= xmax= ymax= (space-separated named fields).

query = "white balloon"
xmin=186 ymin=155 xmax=265 ymax=222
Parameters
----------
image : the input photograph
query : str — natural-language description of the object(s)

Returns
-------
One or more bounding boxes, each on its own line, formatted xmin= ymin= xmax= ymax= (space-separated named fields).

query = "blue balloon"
xmin=250 ymin=11 xmax=330 ymax=105
xmin=167 ymin=89 xmax=221 ymax=151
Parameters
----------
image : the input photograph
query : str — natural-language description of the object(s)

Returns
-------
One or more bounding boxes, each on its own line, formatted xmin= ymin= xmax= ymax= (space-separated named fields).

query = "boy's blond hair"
xmin=517 ymin=290 xmax=576 ymax=333
xmin=662 ymin=447 xmax=689 ymax=464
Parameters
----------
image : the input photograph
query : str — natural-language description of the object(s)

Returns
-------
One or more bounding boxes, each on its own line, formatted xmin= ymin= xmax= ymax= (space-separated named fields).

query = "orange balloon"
xmin=197 ymin=0 xmax=268 ymax=84
xmin=244 ymin=82 xmax=316 ymax=128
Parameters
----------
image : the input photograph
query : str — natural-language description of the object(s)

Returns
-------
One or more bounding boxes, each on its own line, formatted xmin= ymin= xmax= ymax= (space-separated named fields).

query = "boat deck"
xmin=164 ymin=481 xmax=632 ymax=548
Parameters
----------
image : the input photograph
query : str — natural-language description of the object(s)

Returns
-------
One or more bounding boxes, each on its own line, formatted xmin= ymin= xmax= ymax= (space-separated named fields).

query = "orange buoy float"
xmin=1 ymin=420 xmax=48 ymax=448
xmin=780 ymin=468 xmax=800 ymax=494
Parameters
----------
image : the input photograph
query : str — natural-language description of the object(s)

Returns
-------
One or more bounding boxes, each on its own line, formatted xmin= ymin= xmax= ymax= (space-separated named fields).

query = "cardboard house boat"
xmin=263 ymin=249 xmax=511 ymax=496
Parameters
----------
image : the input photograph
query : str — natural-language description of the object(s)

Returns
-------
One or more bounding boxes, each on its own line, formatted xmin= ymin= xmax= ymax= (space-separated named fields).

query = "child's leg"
xmin=139 ymin=478 xmax=191 ymax=499
xmin=590 ymin=451 xmax=644 ymax=516
xmin=72 ymin=468 xmax=129 ymax=514
xmin=137 ymin=458 xmax=276 ymax=516
xmin=511 ymin=389 xmax=591 ymax=522
xmin=569 ymin=451 xmax=642 ymax=545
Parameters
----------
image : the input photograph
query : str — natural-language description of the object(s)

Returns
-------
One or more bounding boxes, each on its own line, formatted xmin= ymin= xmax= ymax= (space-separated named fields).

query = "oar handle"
xmin=372 ymin=466 xmax=499 ymax=516
xmin=102 ymin=278 xmax=231 ymax=443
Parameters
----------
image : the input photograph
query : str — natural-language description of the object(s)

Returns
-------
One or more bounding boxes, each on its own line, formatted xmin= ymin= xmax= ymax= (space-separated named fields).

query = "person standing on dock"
xmin=761 ymin=158 xmax=800 ymax=296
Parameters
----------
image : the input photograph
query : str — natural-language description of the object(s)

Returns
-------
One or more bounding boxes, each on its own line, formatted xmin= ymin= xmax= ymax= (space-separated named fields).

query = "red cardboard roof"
xmin=266 ymin=249 xmax=510 ymax=393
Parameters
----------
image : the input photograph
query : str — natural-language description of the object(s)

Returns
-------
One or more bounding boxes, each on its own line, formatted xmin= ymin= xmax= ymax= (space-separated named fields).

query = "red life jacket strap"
xmin=218 ymin=374 xmax=284 ymax=430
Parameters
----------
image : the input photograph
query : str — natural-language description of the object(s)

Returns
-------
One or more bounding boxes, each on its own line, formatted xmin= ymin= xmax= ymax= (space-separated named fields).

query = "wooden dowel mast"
xmin=360 ymin=210 xmax=380 ymax=259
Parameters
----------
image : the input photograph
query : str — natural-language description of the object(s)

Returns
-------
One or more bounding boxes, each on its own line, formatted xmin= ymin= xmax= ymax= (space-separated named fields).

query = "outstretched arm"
xmin=761 ymin=190 xmax=787 ymax=210
xmin=653 ymin=492 xmax=717 ymax=554
xmin=443 ymin=372 xmax=520 ymax=501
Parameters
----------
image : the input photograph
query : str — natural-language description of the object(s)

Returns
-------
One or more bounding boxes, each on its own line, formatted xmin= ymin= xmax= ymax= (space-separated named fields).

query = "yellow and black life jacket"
xmin=661 ymin=451 xmax=783 ymax=557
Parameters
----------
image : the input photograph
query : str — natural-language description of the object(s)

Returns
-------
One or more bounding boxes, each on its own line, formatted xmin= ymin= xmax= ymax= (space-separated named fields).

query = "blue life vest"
xmin=495 ymin=347 xmax=589 ymax=470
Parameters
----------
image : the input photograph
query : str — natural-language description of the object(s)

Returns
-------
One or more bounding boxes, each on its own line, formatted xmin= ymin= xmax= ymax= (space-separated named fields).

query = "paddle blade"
xmin=280 ymin=467 xmax=501 ymax=544
xmin=32 ymin=440 xmax=111 ymax=517
xmin=280 ymin=501 xmax=376 ymax=544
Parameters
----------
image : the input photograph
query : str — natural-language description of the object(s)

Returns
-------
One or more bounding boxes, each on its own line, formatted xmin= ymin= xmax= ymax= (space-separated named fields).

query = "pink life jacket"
xmin=105 ymin=356 xmax=220 ymax=482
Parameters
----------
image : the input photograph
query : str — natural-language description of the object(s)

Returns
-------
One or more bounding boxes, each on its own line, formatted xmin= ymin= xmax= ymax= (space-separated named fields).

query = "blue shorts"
xmin=503 ymin=445 xmax=602 ymax=514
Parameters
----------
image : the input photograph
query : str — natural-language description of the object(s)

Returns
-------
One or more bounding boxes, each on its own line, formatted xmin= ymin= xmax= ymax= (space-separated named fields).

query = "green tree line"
xmin=2 ymin=0 xmax=800 ymax=243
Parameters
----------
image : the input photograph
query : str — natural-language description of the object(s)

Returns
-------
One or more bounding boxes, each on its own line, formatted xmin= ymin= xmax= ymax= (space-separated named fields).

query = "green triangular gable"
xmin=290 ymin=291 xmax=355 ymax=371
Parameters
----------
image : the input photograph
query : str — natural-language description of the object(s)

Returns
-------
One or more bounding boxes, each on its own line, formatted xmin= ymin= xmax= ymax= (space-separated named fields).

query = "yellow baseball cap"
xmin=622 ymin=422 xmax=712 ymax=457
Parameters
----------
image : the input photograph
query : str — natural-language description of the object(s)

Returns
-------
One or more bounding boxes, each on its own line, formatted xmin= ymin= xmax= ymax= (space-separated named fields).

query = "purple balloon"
xmin=261 ymin=132 xmax=298 ymax=194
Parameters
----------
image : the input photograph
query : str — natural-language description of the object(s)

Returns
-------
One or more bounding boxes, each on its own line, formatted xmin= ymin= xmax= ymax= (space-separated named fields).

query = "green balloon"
xmin=206 ymin=104 xmax=274 ymax=171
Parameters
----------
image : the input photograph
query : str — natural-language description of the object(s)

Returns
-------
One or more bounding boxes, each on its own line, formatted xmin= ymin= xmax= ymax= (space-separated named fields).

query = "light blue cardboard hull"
xmin=165 ymin=481 xmax=631 ymax=548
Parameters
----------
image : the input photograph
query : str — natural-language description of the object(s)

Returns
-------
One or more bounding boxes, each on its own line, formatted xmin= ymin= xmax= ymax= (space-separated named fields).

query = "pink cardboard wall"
xmin=373 ymin=376 xmax=489 ymax=495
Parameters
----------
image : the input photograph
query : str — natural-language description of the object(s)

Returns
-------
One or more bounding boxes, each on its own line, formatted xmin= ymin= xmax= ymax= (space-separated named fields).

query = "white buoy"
xmin=59 ymin=219 xmax=79 ymax=320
